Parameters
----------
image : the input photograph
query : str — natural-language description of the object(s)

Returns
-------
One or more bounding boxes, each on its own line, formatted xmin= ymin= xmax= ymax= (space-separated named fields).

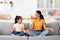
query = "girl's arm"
xmin=11 ymin=24 xmax=16 ymax=32
xmin=22 ymin=25 xmax=27 ymax=33
xmin=10 ymin=27 xmax=15 ymax=32
xmin=23 ymin=28 xmax=26 ymax=33
xmin=43 ymin=24 xmax=54 ymax=32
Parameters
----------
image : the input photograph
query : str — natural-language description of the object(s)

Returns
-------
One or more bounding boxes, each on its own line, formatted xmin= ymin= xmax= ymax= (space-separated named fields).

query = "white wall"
xmin=0 ymin=0 xmax=37 ymax=20
xmin=55 ymin=0 xmax=60 ymax=8
xmin=12 ymin=0 xmax=37 ymax=20
xmin=0 ymin=0 xmax=11 ymax=14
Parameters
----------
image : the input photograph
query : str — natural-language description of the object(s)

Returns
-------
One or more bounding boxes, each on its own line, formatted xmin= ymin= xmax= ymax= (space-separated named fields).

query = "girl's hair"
xmin=15 ymin=16 xmax=22 ymax=23
xmin=36 ymin=10 xmax=44 ymax=19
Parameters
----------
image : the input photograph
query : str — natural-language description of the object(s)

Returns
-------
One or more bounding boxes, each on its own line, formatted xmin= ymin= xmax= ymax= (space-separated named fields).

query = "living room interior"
xmin=0 ymin=0 xmax=60 ymax=40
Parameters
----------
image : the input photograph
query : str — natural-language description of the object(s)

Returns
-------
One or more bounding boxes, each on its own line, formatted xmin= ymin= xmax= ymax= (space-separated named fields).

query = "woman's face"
xmin=35 ymin=12 xmax=40 ymax=18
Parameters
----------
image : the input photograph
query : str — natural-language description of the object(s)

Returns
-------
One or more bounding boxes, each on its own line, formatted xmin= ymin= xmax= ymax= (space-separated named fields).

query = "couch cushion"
xmin=0 ymin=22 xmax=13 ymax=35
xmin=46 ymin=22 xmax=59 ymax=35
xmin=23 ymin=23 xmax=30 ymax=30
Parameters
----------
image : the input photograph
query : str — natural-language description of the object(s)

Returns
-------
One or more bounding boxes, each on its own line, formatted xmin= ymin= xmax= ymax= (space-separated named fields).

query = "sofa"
xmin=0 ymin=21 xmax=60 ymax=40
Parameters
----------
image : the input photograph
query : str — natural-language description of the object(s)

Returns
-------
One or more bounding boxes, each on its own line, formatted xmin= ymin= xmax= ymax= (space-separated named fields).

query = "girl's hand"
xmin=23 ymin=30 xmax=27 ymax=33
xmin=10 ymin=27 xmax=15 ymax=33
xmin=49 ymin=28 xmax=55 ymax=32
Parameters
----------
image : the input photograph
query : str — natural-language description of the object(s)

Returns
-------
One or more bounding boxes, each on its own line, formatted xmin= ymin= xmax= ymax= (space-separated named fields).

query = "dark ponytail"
xmin=36 ymin=10 xmax=44 ymax=19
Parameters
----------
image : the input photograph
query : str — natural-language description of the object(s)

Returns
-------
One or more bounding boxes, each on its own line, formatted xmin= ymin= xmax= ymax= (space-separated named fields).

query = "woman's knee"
xmin=42 ymin=30 xmax=49 ymax=34
xmin=44 ymin=30 xmax=49 ymax=33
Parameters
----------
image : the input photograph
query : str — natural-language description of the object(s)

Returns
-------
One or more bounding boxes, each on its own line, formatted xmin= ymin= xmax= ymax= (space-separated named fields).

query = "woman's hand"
xmin=49 ymin=28 xmax=55 ymax=32
xmin=43 ymin=24 xmax=54 ymax=32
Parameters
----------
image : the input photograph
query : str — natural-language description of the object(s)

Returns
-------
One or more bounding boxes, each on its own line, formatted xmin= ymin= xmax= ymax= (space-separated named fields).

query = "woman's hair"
xmin=15 ymin=16 xmax=22 ymax=23
xmin=36 ymin=10 xmax=44 ymax=19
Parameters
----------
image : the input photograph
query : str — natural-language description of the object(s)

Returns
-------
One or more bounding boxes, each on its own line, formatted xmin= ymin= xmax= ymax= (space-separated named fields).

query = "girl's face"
xmin=17 ymin=19 xmax=22 ymax=24
xmin=35 ymin=12 xmax=40 ymax=18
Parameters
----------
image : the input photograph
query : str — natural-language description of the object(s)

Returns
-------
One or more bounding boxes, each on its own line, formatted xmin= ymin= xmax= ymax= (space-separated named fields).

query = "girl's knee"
xmin=12 ymin=31 xmax=17 ymax=35
xmin=19 ymin=32 xmax=25 ymax=36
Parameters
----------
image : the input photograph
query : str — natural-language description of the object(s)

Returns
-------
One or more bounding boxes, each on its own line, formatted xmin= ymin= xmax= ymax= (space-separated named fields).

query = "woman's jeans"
xmin=12 ymin=31 xmax=25 ymax=36
xmin=28 ymin=30 xmax=49 ymax=36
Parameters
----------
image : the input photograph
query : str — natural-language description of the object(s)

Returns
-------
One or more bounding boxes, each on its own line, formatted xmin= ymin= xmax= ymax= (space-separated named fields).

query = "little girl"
xmin=11 ymin=16 xmax=26 ymax=36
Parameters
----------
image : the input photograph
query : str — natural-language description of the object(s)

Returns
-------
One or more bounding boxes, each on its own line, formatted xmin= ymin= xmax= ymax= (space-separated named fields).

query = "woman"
xmin=27 ymin=10 xmax=54 ymax=36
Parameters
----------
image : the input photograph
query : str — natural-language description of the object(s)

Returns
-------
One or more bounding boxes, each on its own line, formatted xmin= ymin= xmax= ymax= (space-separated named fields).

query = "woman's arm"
xmin=22 ymin=24 xmax=28 ymax=33
xmin=25 ymin=24 xmax=34 ymax=34
xmin=43 ymin=24 xmax=54 ymax=32
xmin=28 ymin=23 xmax=34 ymax=31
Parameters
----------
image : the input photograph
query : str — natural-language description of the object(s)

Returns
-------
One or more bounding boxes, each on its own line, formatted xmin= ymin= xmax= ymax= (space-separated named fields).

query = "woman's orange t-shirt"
xmin=32 ymin=19 xmax=45 ymax=31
